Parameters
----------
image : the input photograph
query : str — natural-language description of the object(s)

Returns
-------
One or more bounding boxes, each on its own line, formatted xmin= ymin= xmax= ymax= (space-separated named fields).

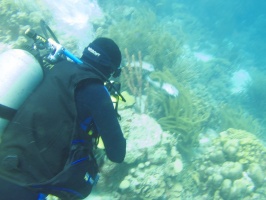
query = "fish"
xmin=146 ymin=75 xmax=179 ymax=97
xmin=124 ymin=60 xmax=155 ymax=72
xmin=161 ymin=82 xmax=179 ymax=97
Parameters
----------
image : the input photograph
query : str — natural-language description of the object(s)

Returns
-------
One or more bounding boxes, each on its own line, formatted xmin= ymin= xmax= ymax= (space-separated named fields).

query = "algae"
xmin=147 ymin=70 xmax=211 ymax=155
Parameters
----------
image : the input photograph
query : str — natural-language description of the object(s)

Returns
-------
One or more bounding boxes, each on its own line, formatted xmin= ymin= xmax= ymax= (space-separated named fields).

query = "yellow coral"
xmin=215 ymin=129 xmax=266 ymax=167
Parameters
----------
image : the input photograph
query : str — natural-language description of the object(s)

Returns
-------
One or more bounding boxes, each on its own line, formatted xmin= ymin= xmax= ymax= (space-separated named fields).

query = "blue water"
xmin=181 ymin=0 xmax=266 ymax=67
xmin=1 ymin=0 xmax=266 ymax=199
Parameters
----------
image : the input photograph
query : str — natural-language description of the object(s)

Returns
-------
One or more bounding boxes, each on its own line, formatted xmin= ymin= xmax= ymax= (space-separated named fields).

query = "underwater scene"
xmin=0 ymin=0 xmax=266 ymax=199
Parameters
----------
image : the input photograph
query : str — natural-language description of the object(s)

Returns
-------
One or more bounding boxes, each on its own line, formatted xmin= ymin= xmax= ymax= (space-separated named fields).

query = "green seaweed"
xmin=147 ymin=70 xmax=211 ymax=156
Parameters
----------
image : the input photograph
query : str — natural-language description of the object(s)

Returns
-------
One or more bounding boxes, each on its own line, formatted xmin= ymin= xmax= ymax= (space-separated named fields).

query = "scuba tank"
xmin=0 ymin=20 xmax=61 ymax=135
xmin=0 ymin=20 xmax=125 ymax=136
xmin=0 ymin=49 xmax=43 ymax=135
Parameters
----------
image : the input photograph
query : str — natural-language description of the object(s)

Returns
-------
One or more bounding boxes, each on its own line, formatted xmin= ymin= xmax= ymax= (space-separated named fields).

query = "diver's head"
xmin=81 ymin=37 xmax=122 ymax=78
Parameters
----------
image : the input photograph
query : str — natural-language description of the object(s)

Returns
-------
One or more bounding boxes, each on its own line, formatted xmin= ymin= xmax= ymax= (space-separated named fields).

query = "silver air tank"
xmin=0 ymin=49 xmax=43 ymax=135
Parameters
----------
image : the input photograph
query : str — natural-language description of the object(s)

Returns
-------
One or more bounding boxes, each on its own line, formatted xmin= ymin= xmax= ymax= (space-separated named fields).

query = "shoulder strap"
xmin=0 ymin=104 xmax=17 ymax=120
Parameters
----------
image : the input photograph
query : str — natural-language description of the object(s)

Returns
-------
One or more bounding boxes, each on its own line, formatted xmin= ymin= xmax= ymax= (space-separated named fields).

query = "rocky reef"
xmin=90 ymin=108 xmax=185 ymax=200
xmin=89 ymin=110 xmax=266 ymax=200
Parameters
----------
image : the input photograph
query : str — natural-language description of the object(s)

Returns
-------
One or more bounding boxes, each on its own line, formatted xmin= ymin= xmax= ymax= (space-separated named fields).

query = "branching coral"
xmin=119 ymin=49 xmax=150 ymax=113
xmin=121 ymin=49 xmax=143 ymax=98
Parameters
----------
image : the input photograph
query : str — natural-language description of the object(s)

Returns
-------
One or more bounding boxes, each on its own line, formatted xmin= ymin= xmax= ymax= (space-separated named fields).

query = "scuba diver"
xmin=0 ymin=23 xmax=126 ymax=199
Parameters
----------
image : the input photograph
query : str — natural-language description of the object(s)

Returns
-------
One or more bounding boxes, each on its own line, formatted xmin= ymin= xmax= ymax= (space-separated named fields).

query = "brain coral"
xmin=192 ymin=128 xmax=266 ymax=200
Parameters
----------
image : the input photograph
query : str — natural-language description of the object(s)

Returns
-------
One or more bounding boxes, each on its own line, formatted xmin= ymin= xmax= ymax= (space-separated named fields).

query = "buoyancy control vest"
xmin=0 ymin=59 xmax=103 ymax=199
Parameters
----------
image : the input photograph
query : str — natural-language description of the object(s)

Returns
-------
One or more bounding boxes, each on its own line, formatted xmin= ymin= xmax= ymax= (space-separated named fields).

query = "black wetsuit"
xmin=75 ymin=79 xmax=126 ymax=162
xmin=0 ymin=60 xmax=126 ymax=199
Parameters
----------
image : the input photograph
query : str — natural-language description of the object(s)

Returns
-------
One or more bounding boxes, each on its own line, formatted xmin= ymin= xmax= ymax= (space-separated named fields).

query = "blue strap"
xmin=37 ymin=193 xmax=47 ymax=200
xmin=80 ymin=117 xmax=92 ymax=131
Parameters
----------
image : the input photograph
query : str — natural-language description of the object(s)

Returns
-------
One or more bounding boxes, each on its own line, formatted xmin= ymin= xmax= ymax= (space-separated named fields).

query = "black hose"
xmin=40 ymin=20 xmax=60 ymax=44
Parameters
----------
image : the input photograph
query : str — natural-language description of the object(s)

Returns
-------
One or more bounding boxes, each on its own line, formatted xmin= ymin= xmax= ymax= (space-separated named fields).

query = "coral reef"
xmin=0 ymin=0 xmax=51 ymax=48
xmin=91 ymin=108 xmax=186 ymax=200
xmin=99 ymin=7 xmax=183 ymax=70
xmin=96 ymin=0 xmax=265 ymax=159
xmin=90 ymin=115 xmax=266 ymax=200
xmin=1 ymin=1 xmax=266 ymax=200
xmin=190 ymin=128 xmax=266 ymax=200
